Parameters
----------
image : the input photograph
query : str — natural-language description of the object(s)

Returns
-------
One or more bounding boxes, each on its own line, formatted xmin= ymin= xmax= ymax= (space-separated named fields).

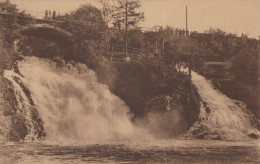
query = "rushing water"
xmin=1 ymin=57 xmax=259 ymax=163
xmin=188 ymin=71 xmax=260 ymax=140
xmin=4 ymin=57 xmax=152 ymax=144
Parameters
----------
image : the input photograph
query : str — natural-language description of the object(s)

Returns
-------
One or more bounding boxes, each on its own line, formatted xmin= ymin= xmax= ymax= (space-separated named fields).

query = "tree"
xmin=97 ymin=0 xmax=144 ymax=55
xmin=230 ymin=47 xmax=258 ymax=86
xmin=0 ymin=0 xmax=19 ymax=44
xmin=55 ymin=4 xmax=108 ymax=69
xmin=0 ymin=0 xmax=33 ymax=45
xmin=0 ymin=0 xmax=26 ymax=72
xmin=204 ymin=27 xmax=226 ymax=36
xmin=97 ymin=0 xmax=118 ymax=54
xmin=58 ymin=4 xmax=106 ymax=41
xmin=113 ymin=0 xmax=144 ymax=56
xmin=113 ymin=0 xmax=144 ymax=27
xmin=165 ymin=37 xmax=205 ymax=76
xmin=98 ymin=0 xmax=117 ymax=24
xmin=0 ymin=0 xmax=18 ymax=13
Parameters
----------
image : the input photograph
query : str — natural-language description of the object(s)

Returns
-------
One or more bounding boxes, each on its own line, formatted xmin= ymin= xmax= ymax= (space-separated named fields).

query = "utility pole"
xmin=186 ymin=5 xmax=188 ymax=36
xmin=125 ymin=0 xmax=128 ymax=57
xmin=155 ymin=26 xmax=158 ymax=55
xmin=162 ymin=38 xmax=165 ymax=56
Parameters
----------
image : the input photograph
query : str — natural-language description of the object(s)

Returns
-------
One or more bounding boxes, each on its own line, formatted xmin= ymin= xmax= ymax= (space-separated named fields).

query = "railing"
xmin=204 ymin=62 xmax=230 ymax=66
xmin=107 ymin=46 xmax=153 ymax=63
xmin=0 ymin=11 xmax=62 ymax=24
xmin=204 ymin=62 xmax=231 ymax=68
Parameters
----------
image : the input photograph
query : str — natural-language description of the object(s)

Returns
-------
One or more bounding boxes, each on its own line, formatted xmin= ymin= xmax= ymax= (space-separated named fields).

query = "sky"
xmin=7 ymin=0 xmax=260 ymax=39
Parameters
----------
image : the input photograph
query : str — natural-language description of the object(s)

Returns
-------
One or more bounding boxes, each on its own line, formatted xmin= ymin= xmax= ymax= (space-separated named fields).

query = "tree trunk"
xmin=188 ymin=66 xmax=191 ymax=78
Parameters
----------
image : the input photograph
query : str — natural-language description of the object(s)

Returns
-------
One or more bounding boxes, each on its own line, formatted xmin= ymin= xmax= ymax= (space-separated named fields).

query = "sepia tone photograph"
xmin=0 ymin=0 xmax=259 ymax=163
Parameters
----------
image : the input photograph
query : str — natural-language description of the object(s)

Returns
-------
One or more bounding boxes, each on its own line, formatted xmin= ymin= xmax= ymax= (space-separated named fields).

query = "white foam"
xmin=189 ymin=71 xmax=260 ymax=140
xmin=15 ymin=56 xmax=152 ymax=144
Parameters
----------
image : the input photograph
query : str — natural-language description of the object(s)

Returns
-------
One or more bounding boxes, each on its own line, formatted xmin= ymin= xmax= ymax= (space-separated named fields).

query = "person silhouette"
xmin=44 ymin=10 xmax=48 ymax=20
xmin=53 ymin=11 xmax=56 ymax=20
xmin=182 ymin=29 xmax=185 ymax=35
xmin=48 ymin=10 xmax=52 ymax=20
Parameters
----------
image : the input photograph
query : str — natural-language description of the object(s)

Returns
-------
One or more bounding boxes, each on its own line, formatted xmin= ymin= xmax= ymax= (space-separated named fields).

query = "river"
xmin=0 ymin=140 xmax=259 ymax=164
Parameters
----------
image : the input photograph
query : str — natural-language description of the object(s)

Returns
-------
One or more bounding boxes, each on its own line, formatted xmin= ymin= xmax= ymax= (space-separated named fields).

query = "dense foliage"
xmin=113 ymin=55 xmax=200 ymax=138
xmin=0 ymin=0 xmax=28 ymax=71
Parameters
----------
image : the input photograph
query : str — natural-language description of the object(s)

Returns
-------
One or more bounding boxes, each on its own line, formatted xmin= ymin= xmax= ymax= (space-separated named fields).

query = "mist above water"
xmin=5 ymin=57 xmax=152 ymax=144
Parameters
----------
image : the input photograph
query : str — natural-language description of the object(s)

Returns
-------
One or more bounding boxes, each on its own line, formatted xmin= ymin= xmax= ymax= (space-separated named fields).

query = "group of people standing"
xmin=44 ymin=10 xmax=58 ymax=20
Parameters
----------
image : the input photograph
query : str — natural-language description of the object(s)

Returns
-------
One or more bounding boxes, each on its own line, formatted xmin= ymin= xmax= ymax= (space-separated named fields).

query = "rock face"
xmin=0 ymin=75 xmax=29 ymax=142
xmin=112 ymin=63 xmax=201 ymax=138
xmin=139 ymin=83 xmax=200 ymax=138
xmin=0 ymin=76 xmax=18 ymax=141
xmin=0 ymin=71 xmax=45 ymax=142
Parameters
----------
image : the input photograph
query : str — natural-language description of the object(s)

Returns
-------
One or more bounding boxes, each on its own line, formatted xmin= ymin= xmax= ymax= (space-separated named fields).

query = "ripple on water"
xmin=0 ymin=140 xmax=259 ymax=164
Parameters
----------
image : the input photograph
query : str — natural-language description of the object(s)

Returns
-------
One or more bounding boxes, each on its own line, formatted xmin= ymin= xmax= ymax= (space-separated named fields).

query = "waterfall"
xmin=3 ymin=57 xmax=259 ymax=143
xmin=188 ymin=71 xmax=259 ymax=140
xmin=4 ymin=56 xmax=150 ymax=144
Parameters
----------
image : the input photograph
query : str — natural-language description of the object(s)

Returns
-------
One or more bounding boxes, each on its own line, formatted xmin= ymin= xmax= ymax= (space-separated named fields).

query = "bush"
xmin=230 ymin=48 xmax=258 ymax=86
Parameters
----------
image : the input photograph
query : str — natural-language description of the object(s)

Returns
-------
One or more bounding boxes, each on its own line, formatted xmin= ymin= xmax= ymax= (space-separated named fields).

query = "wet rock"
xmin=9 ymin=115 xmax=28 ymax=141
xmin=248 ymin=133 xmax=258 ymax=139
xmin=205 ymin=107 xmax=211 ymax=114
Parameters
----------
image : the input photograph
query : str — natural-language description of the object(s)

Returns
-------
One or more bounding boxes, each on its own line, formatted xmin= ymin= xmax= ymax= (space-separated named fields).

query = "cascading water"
xmin=4 ymin=56 xmax=151 ymax=144
xmin=188 ymin=71 xmax=259 ymax=140
xmin=3 ymin=57 xmax=259 ymax=143
xmin=4 ymin=69 xmax=44 ymax=141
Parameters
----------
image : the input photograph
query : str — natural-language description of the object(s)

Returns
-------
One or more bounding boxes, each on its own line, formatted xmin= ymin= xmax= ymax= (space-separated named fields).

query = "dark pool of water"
xmin=0 ymin=140 xmax=259 ymax=164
